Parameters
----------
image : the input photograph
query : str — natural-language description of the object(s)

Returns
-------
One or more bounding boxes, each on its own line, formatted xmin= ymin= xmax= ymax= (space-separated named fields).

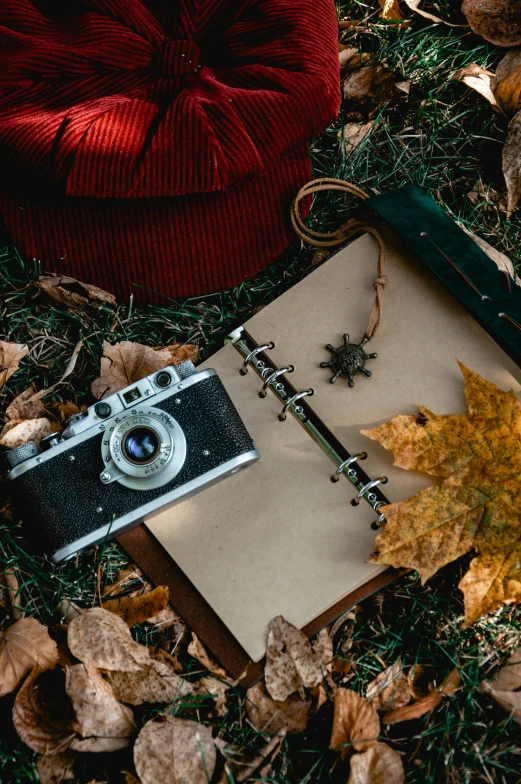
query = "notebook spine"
xmin=227 ymin=327 xmax=389 ymax=527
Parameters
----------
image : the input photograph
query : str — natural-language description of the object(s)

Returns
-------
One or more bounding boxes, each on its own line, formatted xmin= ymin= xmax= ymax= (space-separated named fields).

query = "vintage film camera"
xmin=5 ymin=361 xmax=259 ymax=563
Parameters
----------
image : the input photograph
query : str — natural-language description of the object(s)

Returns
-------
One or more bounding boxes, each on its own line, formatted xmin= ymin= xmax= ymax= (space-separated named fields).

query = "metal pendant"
xmin=320 ymin=333 xmax=378 ymax=388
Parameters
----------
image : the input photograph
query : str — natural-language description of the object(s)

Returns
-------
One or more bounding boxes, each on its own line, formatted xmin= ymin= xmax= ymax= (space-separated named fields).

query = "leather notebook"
xmin=119 ymin=188 xmax=521 ymax=685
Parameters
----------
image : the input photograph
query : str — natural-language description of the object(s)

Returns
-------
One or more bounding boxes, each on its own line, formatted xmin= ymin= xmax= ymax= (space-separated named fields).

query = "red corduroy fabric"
xmin=0 ymin=0 xmax=340 ymax=303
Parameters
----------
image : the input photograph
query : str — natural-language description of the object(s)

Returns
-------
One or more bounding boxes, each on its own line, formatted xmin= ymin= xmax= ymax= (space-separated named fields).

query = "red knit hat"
xmin=0 ymin=0 xmax=340 ymax=303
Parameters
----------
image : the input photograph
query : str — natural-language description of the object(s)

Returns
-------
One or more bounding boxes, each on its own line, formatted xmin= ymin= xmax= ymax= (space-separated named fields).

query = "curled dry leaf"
xmin=13 ymin=666 xmax=76 ymax=754
xmin=4 ymin=567 xmax=22 ymax=620
xmin=102 ymin=586 xmax=169 ymax=627
xmin=452 ymin=65 xmax=499 ymax=112
xmin=480 ymin=646 xmax=521 ymax=724
xmin=382 ymin=667 xmax=460 ymax=724
xmin=330 ymin=689 xmax=379 ymax=758
xmin=38 ymin=274 xmax=116 ymax=309
xmin=467 ymin=180 xmax=508 ymax=213
xmin=198 ymin=676 xmax=229 ymax=717
xmin=378 ymin=0 xmax=409 ymax=26
xmin=503 ymin=110 xmax=521 ymax=218
xmin=188 ymin=633 xmax=232 ymax=682
xmin=343 ymin=63 xmax=397 ymax=113
xmin=107 ymin=652 xmax=194 ymax=706
xmin=0 ymin=417 xmax=55 ymax=448
xmin=462 ymin=0 xmax=521 ymax=46
xmin=246 ymin=682 xmax=313 ymax=736
xmin=66 ymin=662 xmax=136 ymax=752
xmin=28 ymin=340 xmax=84 ymax=403
xmin=219 ymin=733 xmax=285 ymax=784
xmin=339 ymin=122 xmax=374 ymax=156
xmin=0 ymin=341 xmax=29 ymax=387
xmin=134 ymin=716 xmax=216 ymax=784
xmin=0 ymin=617 xmax=59 ymax=697
xmin=102 ymin=567 xmax=147 ymax=597
xmin=366 ymin=659 xmax=411 ymax=711
xmin=339 ymin=47 xmax=360 ymax=70
xmin=403 ymin=0 xmax=467 ymax=27
xmin=265 ymin=616 xmax=323 ymax=702
xmin=67 ymin=608 xmax=151 ymax=672
xmin=347 ymin=742 xmax=405 ymax=784
xmin=460 ymin=225 xmax=520 ymax=287
xmin=5 ymin=385 xmax=46 ymax=421
xmin=91 ymin=340 xmax=197 ymax=399
xmin=35 ymin=754 xmax=75 ymax=784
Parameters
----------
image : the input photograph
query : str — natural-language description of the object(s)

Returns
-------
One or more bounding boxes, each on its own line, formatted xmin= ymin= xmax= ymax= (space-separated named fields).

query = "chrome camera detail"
xmin=5 ymin=360 xmax=260 ymax=563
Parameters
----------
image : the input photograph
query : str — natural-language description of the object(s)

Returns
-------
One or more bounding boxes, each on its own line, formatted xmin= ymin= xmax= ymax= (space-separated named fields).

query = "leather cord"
xmin=291 ymin=177 xmax=387 ymax=339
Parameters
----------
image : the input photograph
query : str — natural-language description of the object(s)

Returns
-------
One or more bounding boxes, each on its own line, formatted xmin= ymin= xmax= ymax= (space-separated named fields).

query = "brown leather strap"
xmin=291 ymin=177 xmax=387 ymax=339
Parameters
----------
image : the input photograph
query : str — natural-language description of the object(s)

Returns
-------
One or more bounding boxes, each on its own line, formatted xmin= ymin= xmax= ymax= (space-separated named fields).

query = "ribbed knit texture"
xmin=0 ymin=0 xmax=340 ymax=303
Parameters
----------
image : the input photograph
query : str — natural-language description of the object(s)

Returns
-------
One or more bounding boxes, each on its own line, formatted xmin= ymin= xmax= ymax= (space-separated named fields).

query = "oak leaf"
xmin=480 ymin=646 xmax=521 ymax=724
xmin=462 ymin=0 xmax=521 ymax=46
xmin=5 ymin=385 xmax=46 ymax=421
xmin=133 ymin=716 xmax=216 ymax=784
xmin=347 ymin=742 xmax=405 ymax=784
xmin=0 ymin=341 xmax=29 ymax=388
xmin=102 ymin=586 xmax=169 ymax=627
xmin=35 ymin=755 xmax=75 ymax=784
xmin=363 ymin=363 xmax=521 ymax=623
xmin=91 ymin=340 xmax=197 ymax=399
xmin=67 ymin=608 xmax=151 ymax=672
xmin=38 ymin=275 xmax=116 ymax=309
xmin=382 ymin=667 xmax=460 ymax=724
xmin=65 ymin=662 xmax=136 ymax=752
xmin=107 ymin=652 xmax=194 ymax=706
xmin=246 ymin=682 xmax=313 ymax=736
xmin=12 ymin=667 xmax=76 ymax=754
xmin=365 ymin=659 xmax=411 ymax=711
xmin=330 ymin=689 xmax=379 ymax=758
xmin=265 ymin=616 xmax=323 ymax=702
xmin=0 ymin=617 xmax=59 ymax=697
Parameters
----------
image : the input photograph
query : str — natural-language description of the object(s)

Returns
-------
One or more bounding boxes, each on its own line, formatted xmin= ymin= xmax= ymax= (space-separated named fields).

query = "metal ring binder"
xmin=240 ymin=342 xmax=275 ymax=375
xmin=331 ymin=452 xmax=367 ymax=483
xmin=278 ymin=389 xmax=314 ymax=421
xmin=371 ymin=501 xmax=387 ymax=530
xmin=351 ymin=476 xmax=388 ymax=506
xmin=259 ymin=366 xmax=295 ymax=398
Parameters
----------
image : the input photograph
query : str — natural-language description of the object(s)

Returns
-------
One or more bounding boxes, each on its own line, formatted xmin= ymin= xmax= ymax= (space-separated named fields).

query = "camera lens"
xmin=123 ymin=427 xmax=160 ymax=465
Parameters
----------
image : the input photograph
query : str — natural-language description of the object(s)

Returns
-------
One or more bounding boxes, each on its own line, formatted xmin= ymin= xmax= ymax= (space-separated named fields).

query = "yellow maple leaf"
xmin=361 ymin=363 xmax=521 ymax=624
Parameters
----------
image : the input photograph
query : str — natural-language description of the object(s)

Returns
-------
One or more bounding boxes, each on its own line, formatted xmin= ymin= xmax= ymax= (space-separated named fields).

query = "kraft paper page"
xmin=145 ymin=340 xmax=384 ymax=663
xmin=246 ymin=228 xmax=521 ymax=504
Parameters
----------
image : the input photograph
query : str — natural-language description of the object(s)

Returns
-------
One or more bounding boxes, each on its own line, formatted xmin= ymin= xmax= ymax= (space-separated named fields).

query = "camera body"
xmin=6 ymin=361 xmax=259 ymax=563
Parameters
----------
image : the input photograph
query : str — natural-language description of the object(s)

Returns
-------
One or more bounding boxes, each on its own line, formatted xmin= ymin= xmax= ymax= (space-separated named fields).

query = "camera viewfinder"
xmin=123 ymin=387 xmax=142 ymax=405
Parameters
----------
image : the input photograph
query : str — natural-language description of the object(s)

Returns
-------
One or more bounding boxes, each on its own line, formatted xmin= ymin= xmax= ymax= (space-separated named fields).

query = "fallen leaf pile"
xmin=363 ymin=363 xmax=521 ymax=623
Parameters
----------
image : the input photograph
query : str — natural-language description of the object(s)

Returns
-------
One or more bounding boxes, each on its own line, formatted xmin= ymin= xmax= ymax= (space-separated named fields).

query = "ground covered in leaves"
xmin=2 ymin=1 xmax=521 ymax=782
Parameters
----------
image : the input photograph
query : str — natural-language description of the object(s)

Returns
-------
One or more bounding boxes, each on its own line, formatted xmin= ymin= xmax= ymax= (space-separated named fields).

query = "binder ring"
xmin=331 ymin=452 xmax=367 ymax=483
xmin=371 ymin=501 xmax=387 ymax=530
xmin=351 ymin=476 xmax=388 ymax=506
xmin=259 ymin=366 xmax=295 ymax=398
xmin=278 ymin=389 xmax=314 ymax=421
xmin=240 ymin=342 xmax=275 ymax=375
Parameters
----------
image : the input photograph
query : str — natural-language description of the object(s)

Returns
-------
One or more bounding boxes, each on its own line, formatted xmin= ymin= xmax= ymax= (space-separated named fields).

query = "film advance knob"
xmin=6 ymin=441 xmax=40 ymax=469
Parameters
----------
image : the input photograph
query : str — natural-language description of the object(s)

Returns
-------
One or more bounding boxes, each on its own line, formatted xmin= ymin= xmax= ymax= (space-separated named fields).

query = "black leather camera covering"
xmin=11 ymin=375 xmax=255 ymax=555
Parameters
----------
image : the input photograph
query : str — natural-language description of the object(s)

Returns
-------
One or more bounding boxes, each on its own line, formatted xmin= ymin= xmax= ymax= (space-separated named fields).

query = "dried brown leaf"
xmin=102 ymin=567 xmax=147 ymax=597
xmin=0 ymin=617 xmax=59 ymax=697
xmin=35 ymin=754 xmax=76 ymax=784
xmin=495 ymin=56 xmax=521 ymax=116
xmin=330 ymin=689 xmax=379 ymax=758
xmin=504 ymin=110 xmax=521 ymax=218
xmin=265 ymin=616 xmax=323 ymax=702
xmin=102 ymin=586 xmax=169 ymax=627
xmin=378 ymin=0 xmax=409 ymax=27
xmin=453 ymin=64 xmax=499 ymax=111
xmin=382 ymin=667 xmax=460 ymax=724
xmin=343 ymin=63 xmax=396 ymax=103
xmin=462 ymin=0 xmax=521 ymax=46
xmin=13 ymin=667 xmax=76 ymax=754
xmin=339 ymin=47 xmax=360 ymax=70
xmin=67 ymin=608 xmax=151 ymax=672
xmin=91 ymin=341 xmax=173 ymax=399
xmin=347 ymin=742 xmax=405 ymax=784
xmin=154 ymin=343 xmax=199 ymax=366
xmin=480 ymin=647 xmax=521 ymax=723
xmin=366 ymin=660 xmax=411 ymax=711
xmin=123 ymin=774 xmax=142 ymax=784
xmin=220 ymin=734 xmax=285 ymax=783
xmin=0 ymin=417 xmax=54 ymax=448
xmin=5 ymin=385 xmax=46 ymax=421
xmin=28 ymin=341 xmax=84 ymax=403
xmin=339 ymin=122 xmax=374 ymax=156
xmin=0 ymin=341 xmax=29 ymax=388
xmin=198 ymin=676 xmax=229 ymax=717
xmin=107 ymin=652 xmax=194 ymax=706
xmin=66 ymin=662 xmax=136 ymax=752
xmin=404 ymin=0 xmax=467 ymax=27
xmin=53 ymin=402 xmax=87 ymax=423
xmin=467 ymin=180 xmax=508 ymax=213
xmin=246 ymin=682 xmax=313 ymax=735
xmin=134 ymin=716 xmax=216 ymax=784
xmin=4 ymin=568 xmax=22 ymax=620
xmin=38 ymin=275 xmax=116 ymax=309
xmin=187 ymin=633 xmax=232 ymax=682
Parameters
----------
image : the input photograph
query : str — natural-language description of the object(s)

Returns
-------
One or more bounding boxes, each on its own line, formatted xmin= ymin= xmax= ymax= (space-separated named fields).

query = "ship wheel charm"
xmin=320 ymin=334 xmax=378 ymax=388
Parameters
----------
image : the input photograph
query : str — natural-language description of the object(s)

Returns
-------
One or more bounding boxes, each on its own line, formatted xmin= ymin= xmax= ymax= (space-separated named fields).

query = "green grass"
xmin=1 ymin=1 xmax=521 ymax=781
